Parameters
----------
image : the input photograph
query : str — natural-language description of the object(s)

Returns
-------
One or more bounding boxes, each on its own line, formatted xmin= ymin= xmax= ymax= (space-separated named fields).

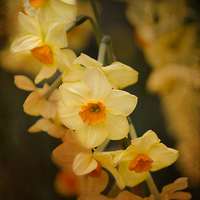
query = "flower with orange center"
xmin=11 ymin=12 xmax=76 ymax=84
xmin=113 ymin=130 xmax=179 ymax=187
xmin=58 ymin=66 xmax=137 ymax=148
xmin=23 ymin=0 xmax=76 ymax=31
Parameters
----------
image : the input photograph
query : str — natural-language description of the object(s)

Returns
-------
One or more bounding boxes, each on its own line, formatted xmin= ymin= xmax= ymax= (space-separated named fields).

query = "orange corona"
xmin=31 ymin=46 xmax=54 ymax=65
xmin=29 ymin=0 xmax=47 ymax=9
xmin=79 ymin=101 xmax=106 ymax=126
xmin=129 ymin=154 xmax=153 ymax=173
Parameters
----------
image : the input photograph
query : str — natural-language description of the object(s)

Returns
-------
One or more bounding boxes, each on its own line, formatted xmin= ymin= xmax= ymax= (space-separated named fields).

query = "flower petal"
xmin=131 ymin=130 xmax=161 ymax=153
xmin=23 ymin=91 xmax=41 ymax=116
xmin=94 ymin=151 xmax=125 ymax=190
xmin=73 ymin=152 xmax=97 ymax=175
xmin=81 ymin=66 xmax=111 ymax=101
xmin=45 ymin=19 xmax=68 ymax=48
xmin=14 ymin=75 xmax=36 ymax=91
xmin=103 ymin=89 xmax=137 ymax=116
xmin=34 ymin=64 xmax=57 ymax=84
xmin=59 ymin=82 xmax=90 ymax=108
xmin=148 ymin=143 xmax=179 ymax=171
xmin=11 ymin=35 xmax=43 ymax=53
xmin=62 ymin=64 xmax=85 ymax=83
xmin=104 ymin=113 xmax=129 ymax=140
xmin=18 ymin=12 xmax=41 ymax=36
xmin=58 ymin=101 xmax=81 ymax=129
xmin=118 ymin=161 xmax=148 ymax=187
xmin=85 ymin=170 xmax=109 ymax=196
xmin=73 ymin=53 xmax=101 ymax=68
xmin=102 ymin=62 xmax=139 ymax=89
xmin=75 ymin=120 xmax=108 ymax=148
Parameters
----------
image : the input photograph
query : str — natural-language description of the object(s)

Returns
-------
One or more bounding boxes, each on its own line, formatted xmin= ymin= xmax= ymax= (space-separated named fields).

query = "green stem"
xmin=146 ymin=173 xmax=161 ymax=200
xmin=107 ymin=183 xmax=120 ymax=198
xmin=42 ymin=74 xmax=62 ymax=99
xmin=89 ymin=0 xmax=104 ymax=39
xmin=96 ymin=138 xmax=110 ymax=152
xmin=97 ymin=35 xmax=111 ymax=64
xmin=127 ymin=116 xmax=137 ymax=140
xmin=66 ymin=15 xmax=101 ymax=46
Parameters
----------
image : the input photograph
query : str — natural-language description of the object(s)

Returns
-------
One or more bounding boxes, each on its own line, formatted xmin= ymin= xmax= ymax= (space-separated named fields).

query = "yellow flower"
xmin=58 ymin=66 xmax=137 ymax=148
xmin=72 ymin=150 xmax=125 ymax=190
xmin=62 ymin=53 xmax=139 ymax=89
xmin=23 ymin=0 xmax=76 ymax=31
xmin=114 ymin=130 xmax=179 ymax=187
xmin=14 ymin=75 xmax=58 ymax=119
xmin=11 ymin=12 xmax=76 ymax=84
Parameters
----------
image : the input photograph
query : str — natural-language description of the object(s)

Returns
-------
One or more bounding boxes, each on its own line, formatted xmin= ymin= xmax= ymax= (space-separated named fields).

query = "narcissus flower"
xmin=23 ymin=0 xmax=76 ymax=31
xmin=58 ymin=66 xmax=137 ymax=148
xmin=113 ymin=130 xmax=179 ymax=187
xmin=62 ymin=53 xmax=138 ymax=89
xmin=11 ymin=12 xmax=76 ymax=83
xmin=14 ymin=75 xmax=58 ymax=119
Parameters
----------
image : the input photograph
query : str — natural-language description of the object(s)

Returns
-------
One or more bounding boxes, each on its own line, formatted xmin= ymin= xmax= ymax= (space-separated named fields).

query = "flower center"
xmin=31 ymin=45 xmax=54 ymax=65
xmin=79 ymin=101 xmax=106 ymax=126
xmin=29 ymin=0 xmax=46 ymax=9
xmin=129 ymin=154 xmax=153 ymax=173
xmin=87 ymin=162 xmax=102 ymax=178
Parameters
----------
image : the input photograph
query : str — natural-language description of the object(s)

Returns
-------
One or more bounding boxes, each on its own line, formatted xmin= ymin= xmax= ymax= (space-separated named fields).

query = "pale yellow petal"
xmin=45 ymin=20 xmax=68 ymax=48
xmin=118 ymin=161 xmax=148 ymax=187
xmin=14 ymin=75 xmax=36 ymax=91
xmin=57 ymin=101 xmax=81 ymax=129
xmin=50 ymin=1 xmax=76 ymax=24
xmin=73 ymin=53 xmax=101 ymax=68
xmin=23 ymin=91 xmax=41 ymax=116
xmin=75 ymin=120 xmax=108 ymax=148
xmin=60 ymin=0 xmax=76 ymax=5
xmin=72 ymin=152 xmax=97 ymax=175
xmin=102 ymin=62 xmax=139 ymax=89
xmin=82 ymin=66 xmax=111 ymax=101
xmin=11 ymin=35 xmax=43 ymax=53
xmin=148 ymin=143 xmax=179 ymax=171
xmin=28 ymin=118 xmax=66 ymax=138
xmin=85 ymin=170 xmax=109 ymax=195
xmin=18 ymin=12 xmax=41 ymax=36
xmin=104 ymin=113 xmax=129 ymax=140
xmin=131 ymin=130 xmax=161 ymax=153
xmin=103 ymin=89 xmax=137 ymax=116
xmin=38 ymin=99 xmax=56 ymax=119
xmin=59 ymin=82 xmax=90 ymax=108
xmin=94 ymin=151 xmax=125 ymax=190
xmin=34 ymin=64 xmax=57 ymax=84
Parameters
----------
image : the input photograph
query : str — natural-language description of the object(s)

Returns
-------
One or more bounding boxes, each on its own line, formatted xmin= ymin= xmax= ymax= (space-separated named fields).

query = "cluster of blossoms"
xmin=11 ymin=0 xmax=192 ymax=199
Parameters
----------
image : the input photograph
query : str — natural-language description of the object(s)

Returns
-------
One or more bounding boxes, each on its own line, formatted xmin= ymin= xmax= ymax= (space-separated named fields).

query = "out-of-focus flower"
xmin=58 ymin=66 xmax=137 ymax=148
xmin=23 ymin=0 xmax=76 ymax=31
xmin=62 ymin=53 xmax=139 ymax=89
xmin=14 ymin=75 xmax=58 ymax=119
xmin=83 ymin=177 xmax=191 ymax=200
xmin=147 ymin=64 xmax=200 ymax=186
xmin=113 ymin=130 xmax=178 ymax=187
xmin=11 ymin=12 xmax=76 ymax=83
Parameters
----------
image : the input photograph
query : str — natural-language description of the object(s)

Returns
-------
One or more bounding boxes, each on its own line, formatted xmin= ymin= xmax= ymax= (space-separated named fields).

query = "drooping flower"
xmin=113 ymin=130 xmax=179 ymax=187
xmin=11 ymin=12 xmax=76 ymax=84
xmin=58 ymin=66 xmax=137 ymax=148
xmin=14 ymin=75 xmax=58 ymax=119
xmin=62 ymin=53 xmax=139 ymax=89
xmin=23 ymin=0 xmax=76 ymax=31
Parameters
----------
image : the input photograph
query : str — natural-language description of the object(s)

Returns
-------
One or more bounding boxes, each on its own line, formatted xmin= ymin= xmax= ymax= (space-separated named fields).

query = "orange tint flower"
xmin=29 ymin=0 xmax=46 ymax=9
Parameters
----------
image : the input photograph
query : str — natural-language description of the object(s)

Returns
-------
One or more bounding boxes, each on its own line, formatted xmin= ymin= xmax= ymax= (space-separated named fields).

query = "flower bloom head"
xmin=62 ymin=53 xmax=139 ymax=89
xmin=11 ymin=12 xmax=76 ymax=83
xmin=114 ymin=130 xmax=179 ymax=187
xmin=23 ymin=0 xmax=76 ymax=31
xmin=58 ymin=66 xmax=137 ymax=148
